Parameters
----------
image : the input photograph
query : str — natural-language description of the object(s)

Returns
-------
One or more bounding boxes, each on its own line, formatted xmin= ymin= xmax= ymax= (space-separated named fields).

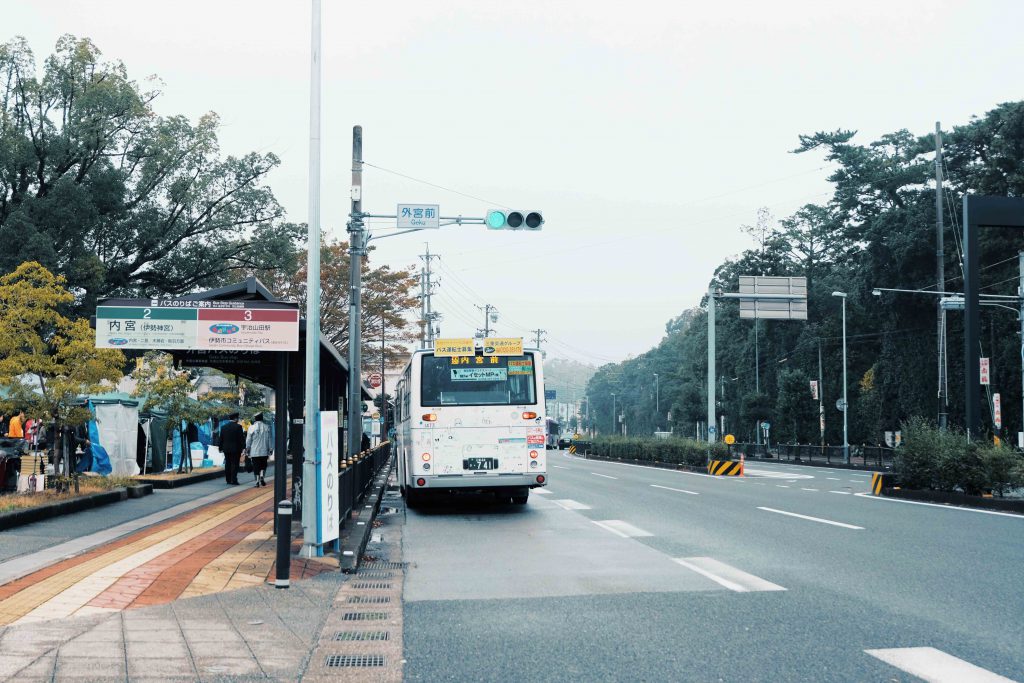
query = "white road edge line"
xmin=650 ymin=484 xmax=699 ymax=496
xmin=865 ymin=647 xmax=1016 ymax=683
xmin=550 ymin=499 xmax=591 ymax=510
xmin=757 ymin=507 xmax=864 ymax=529
xmin=672 ymin=557 xmax=785 ymax=592
xmin=591 ymin=472 xmax=618 ymax=480
xmin=853 ymin=493 xmax=1024 ymax=518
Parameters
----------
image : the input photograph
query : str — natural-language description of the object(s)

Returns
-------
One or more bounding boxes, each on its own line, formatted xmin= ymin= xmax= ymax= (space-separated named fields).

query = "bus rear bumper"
xmin=415 ymin=473 xmax=547 ymax=490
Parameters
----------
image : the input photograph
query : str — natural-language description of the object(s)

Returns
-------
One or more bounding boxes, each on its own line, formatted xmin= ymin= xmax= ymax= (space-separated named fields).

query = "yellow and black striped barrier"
xmin=707 ymin=459 xmax=744 ymax=476
xmin=568 ymin=444 xmax=576 ymax=454
xmin=871 ymin=471 xmax=895 ymax=495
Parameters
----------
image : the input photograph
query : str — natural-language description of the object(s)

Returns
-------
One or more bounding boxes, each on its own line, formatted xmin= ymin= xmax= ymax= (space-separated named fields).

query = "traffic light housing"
xmin=485 ymin=210 xmax=543 ymax=231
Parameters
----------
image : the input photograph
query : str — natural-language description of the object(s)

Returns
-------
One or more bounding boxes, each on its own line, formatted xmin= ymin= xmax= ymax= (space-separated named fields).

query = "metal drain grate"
xmin=364 ymin=561 xmax=407 ymax=569
xmin=325 ymin=654 xmax=385 ymax=668
xmin=341 ymin=612 xmax=389 ymax=621
xmin=356 ymin=571 xmax=393 ymax=579
xmin=349 ymin=595 xmax=390 ymax=604
xmin=334 ymin=631 xmax=390 ymax=642
xmin=352 ymin=582 xmax=392 ymax=590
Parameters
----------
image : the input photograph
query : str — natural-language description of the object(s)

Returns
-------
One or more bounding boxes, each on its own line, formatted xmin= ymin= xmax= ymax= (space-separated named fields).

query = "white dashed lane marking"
xmin=650 ymin=484 xmax=699 ymax=496
xmin=552 ymin=465 xmax=569 ymax=469
xmin=672 ymin=557 xmax=785 ymax=592
xmin=865 ymin=647 xmax=1016 ymax=682
xmin=591 ymin=520 xmax=653 ymax=538
xmin=549 ymin=499 xmax=591 ymax=510
xmin=591 ymin=472 xmax=618 ymax=480
xmin=533 ymin=489 xmax=552 ymax=495
xmin=757 ymin=507 xmax=864 ymax=530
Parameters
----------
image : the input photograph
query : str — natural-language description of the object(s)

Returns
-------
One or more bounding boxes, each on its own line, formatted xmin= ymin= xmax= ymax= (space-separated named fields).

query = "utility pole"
xmin=301 ymin=0 xmax=322 ymax=557
xmin=531 ymin=328 xmax=546 ymax=350
xmin=346 ymin=126 xmax=365 ymax=468
xmin=935 ymin=122 xmax=949 ymax=430
xmin=419 ymin=245 xmax=438 ymax=348
xmin=478 ymin=304 xmax=498 ymax=337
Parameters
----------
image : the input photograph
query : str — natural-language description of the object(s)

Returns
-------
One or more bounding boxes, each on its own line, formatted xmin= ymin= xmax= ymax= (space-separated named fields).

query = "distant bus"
xmin=394 ymin=347 xmax=548 ymax=506
xmin=545 ymin=418 xmax=560 ymax=449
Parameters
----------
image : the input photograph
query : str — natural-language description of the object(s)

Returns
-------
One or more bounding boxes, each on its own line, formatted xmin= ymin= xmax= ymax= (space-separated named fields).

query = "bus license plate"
xmin=463 ymin=457 xmax=498 ymax=470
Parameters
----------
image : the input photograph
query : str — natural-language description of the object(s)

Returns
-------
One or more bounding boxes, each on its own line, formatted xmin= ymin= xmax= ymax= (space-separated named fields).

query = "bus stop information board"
xmin=95 ymin=299 xmax=300 ymax=351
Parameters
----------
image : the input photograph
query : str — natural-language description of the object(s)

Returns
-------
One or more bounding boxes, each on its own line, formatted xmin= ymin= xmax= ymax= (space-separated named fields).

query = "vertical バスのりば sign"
xmin=317 ymin=411 xmax=339 ymax=550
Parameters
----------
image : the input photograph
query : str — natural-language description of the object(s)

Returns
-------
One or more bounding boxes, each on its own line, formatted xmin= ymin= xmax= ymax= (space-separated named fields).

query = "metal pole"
xmin=424 ymin=245 xmax=435 ymax=347
xmin=381 ymin=310 xmax=386 ymax=443
xmin=1019 ymin=252 xmax=1024 ymax=448
xmin=654 ymin=373 xmax=659 ymax=427
xmin=936 ymin=122 xmax=948 ymax=430
xmin=707 ymin=285 xmax=716 ymax=443
xmin=346 ymin=125 xmax=365 ymax=466
xmin=611 ymin=393 xmax=616 ymax=435
xmin=301 ymin=0 xmax=322 ymax=554
xmin=841 ymin=296 xmax=849 ymax=463
xmin=818 ymin=338 xmax=825 ymax=448
xmin=274 ymin=352 xmax=288 ymax=535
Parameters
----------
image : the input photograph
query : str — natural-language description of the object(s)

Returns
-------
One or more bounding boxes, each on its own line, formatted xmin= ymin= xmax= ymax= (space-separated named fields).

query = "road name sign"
xmin=95 ymin=299 xmax=299 ymax=352
xmin=397 ymin=204 xmax=440 ymax=229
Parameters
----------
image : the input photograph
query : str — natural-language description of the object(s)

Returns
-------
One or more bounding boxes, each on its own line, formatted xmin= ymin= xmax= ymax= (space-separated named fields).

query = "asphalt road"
xmin=400 ymin=453 xmax=1024 ymax=682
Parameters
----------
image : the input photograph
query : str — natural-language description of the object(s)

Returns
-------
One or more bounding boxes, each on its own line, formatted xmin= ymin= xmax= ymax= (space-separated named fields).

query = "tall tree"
xmin=271 ymin=238 xmax=420 ymax=371
xmin=0 ymin=35 xmax=300 ymax=311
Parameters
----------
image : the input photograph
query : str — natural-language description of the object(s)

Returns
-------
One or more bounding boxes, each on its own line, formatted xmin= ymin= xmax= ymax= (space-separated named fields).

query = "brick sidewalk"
xmin=0 ymin=484 xmax=333 ymax=627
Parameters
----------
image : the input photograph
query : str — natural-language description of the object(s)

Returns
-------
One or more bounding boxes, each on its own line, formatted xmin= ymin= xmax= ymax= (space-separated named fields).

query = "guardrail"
xmin=338 ymin=441 xmax=391 ymax=526
xmin=734 ymin=442 xmax=895 ymax=469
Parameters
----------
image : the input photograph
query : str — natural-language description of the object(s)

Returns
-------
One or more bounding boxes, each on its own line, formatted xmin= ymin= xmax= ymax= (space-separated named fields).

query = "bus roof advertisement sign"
xmin=434 ymin=338 xmax=475 ymax=357
xmin=483 ymin=337 xmax=524 ymax=356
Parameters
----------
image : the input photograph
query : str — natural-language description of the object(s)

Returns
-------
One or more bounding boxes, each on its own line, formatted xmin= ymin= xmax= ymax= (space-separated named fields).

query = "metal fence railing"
xmin=338 ymin=441 xmax=391 ymax=526
xmin=734 ymin=442 xmax=895 ymax=469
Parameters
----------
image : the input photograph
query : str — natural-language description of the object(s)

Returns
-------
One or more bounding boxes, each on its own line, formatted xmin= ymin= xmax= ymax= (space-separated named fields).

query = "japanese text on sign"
xmin=980 ymin=357 xmax=990 ymax=385
xmin=483 ymin=337 xmax=524 ymax=356
xmin=434 ymin=338 xmax=475 ymax=357
xmin=397 ymin=204 xmax=440 ymax=229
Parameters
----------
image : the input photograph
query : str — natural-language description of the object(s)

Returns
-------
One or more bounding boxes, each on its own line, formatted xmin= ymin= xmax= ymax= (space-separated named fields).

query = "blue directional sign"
xmin=544 ymin=389 xmax=556 ymax=400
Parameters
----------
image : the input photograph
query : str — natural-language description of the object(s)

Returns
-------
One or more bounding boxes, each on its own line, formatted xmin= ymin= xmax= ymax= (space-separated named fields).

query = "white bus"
xmin=394 ymin=347 xmax=548 ymax=506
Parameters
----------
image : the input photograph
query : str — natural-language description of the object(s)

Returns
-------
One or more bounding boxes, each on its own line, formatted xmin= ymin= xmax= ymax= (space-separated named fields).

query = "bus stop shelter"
xmin=97 ymin=276 xmax=371 ymax=527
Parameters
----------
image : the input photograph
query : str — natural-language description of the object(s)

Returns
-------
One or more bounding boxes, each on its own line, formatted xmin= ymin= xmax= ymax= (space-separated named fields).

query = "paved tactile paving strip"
xmin=302 ymin=483 xmax=404 ymax=683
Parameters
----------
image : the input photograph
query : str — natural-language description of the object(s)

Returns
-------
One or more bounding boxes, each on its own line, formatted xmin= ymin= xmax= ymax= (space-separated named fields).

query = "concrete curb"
xmin=134 ymin=467 xmax=225 ymax=489
xmin=126 ymin=483 xmax=154 ymax=498
xmin=579 ymin=453 xmax=706 ymax=473
xmin=0 ymin=487 xmax=129 ymax=531
xmin=339 ymin=456 xmax=393 ymax=574
xmin=882 ymin=487 xmax=1024 ymax=514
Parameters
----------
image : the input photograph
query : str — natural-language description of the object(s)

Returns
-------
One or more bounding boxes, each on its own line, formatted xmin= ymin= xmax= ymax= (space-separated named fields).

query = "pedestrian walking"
xmin=244 ymin=412 xmax=272 ymax=488
xmin=218 ymin=413 xmax=245 ymax=485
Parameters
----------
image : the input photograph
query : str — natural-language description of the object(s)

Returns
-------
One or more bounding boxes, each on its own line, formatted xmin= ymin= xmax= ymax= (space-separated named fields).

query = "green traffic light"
xmin=486 ymin=210 xmax=506 ymax=229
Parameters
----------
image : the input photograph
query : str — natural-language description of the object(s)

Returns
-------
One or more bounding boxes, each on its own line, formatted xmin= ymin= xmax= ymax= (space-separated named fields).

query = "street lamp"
xmin=832 ymin=291 xmax=849 ymax=463
xmin=653 ymin=373 xmax=659 ymax=429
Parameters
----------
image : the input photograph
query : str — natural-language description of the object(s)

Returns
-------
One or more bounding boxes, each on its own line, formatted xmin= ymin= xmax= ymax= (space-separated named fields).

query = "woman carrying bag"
xmin=244 ymin=413 xmax=272 ymax=488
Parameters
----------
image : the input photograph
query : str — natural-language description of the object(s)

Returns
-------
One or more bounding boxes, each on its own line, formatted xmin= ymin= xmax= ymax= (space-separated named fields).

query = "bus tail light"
xmin=529 ymin=450 xmax=539 ymax=459
xmin=422 ymin=413 xmax=438 ymax=422
xmin=522 ymin=411 xmax=537 ymax=420
xmin=416 ymin=478 xmax=426 ymax=487
xmin=536 ymin=475 xmax=546 ymax=484
xmin=421 ymin=453 xmax=431 ymax=461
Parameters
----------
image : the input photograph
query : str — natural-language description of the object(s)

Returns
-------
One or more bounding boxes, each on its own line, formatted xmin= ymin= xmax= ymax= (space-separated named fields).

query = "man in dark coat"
xmin=218 ymin=413 xmax=245 ymax=485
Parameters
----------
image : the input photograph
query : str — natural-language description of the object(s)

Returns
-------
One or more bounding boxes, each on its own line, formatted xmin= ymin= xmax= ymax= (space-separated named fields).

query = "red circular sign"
xmin=368 ymin=372 xmax=383 ymax=389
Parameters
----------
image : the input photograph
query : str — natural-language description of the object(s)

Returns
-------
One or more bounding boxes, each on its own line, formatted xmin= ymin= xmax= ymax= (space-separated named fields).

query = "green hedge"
xmin=896 ymin=417 xmax=1024 ymax=496
xmin=579 ymin=436 xmax=730 ymax=468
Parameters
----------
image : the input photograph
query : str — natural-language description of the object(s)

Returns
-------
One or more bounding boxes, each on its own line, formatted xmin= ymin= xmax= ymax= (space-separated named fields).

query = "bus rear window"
xmin=420 ymin=354 xmax=537 ymax=406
